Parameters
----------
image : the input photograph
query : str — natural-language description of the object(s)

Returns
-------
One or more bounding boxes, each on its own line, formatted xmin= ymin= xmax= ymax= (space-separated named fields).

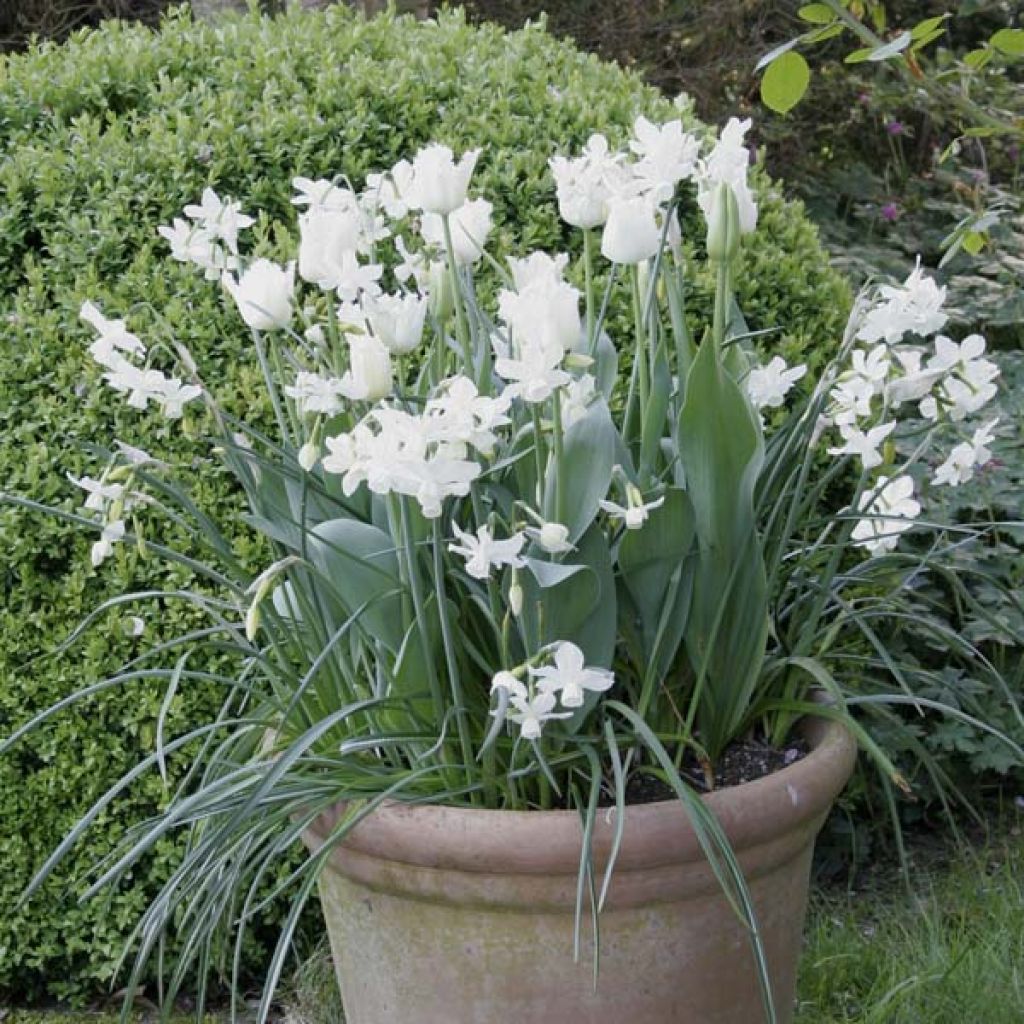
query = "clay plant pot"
xmin=303 ymin=713 xmax=857 ymax=1024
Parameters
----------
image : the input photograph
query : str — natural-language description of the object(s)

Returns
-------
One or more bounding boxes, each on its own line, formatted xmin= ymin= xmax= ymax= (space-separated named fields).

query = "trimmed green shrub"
xmin=0 ymin=4 xmax=850 ymax=1002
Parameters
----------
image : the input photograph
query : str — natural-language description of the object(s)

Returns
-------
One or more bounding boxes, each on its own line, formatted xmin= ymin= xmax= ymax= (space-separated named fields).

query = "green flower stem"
xmin=442 ymin=214 xmax=475 ymax=375
xmin=551 ymin=389 xmax=566 ymax=527
xmin=530 ymin=403 xmax=547 ymax=509
xmin=251 ymin=328 xmax=292 ymax=448
xmin=431 ymin=517 xmax=477 ymax=801
xmin=631 ymin=266 xmax=650 ymax=413
xmin=397 ymin=497 xmax=451 ymax=774
xmin=712 ymin=260 xmax=730 ymax=353
xmin=583 ymin=227 xmax=596 ymax=350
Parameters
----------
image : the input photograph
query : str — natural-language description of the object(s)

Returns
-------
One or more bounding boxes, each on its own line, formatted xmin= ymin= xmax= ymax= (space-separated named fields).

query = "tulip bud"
xmin=706 ymin=182 xmax=740 ymax=264
xmin=428 ymin=260 xmax=454 ymax=324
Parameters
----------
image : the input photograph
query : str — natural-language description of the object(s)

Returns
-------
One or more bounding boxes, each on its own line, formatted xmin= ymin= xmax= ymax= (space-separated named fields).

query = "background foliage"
xmin=0 ymin=4 xmax=849 ymax=1001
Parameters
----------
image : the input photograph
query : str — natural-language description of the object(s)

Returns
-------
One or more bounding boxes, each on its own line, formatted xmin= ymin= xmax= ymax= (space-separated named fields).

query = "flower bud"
xmin=509 ymin=579 xmax=524 ymax=617
xmin=298 ymin=441 xmax=319 ymax=472
xmin=428 ymin=260 xmax=454 ymax=324
xmin=706 ymin=182 xmax=740 ymax=263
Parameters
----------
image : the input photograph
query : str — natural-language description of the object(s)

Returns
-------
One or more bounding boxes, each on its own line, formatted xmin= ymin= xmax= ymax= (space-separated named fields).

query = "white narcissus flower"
xmin=525 ymin=521 xmax=573 ymax=554
xmin=80 ymin=301 xmax=146 ymax=365
xmin=531 ymin=641 xmax=615 ymax=709
xmin=183 ymin=187 xmax=254 ymax=255
xmin=420 ymin=199 xmax=493 ymax=265
xmin=629 ymin=116 xmax=699 ymax=202
xmin=561 ymin=374 xmax=597 ymax=429
xmin=448 ymin=523 xmax=527 ymax=580
xmin=549 ymin=133 xmax=627 ymax=229
xmin=851 ymin=475 xmax=921 ymax=555
xmin=285 ymin=371 xmax=347 ymax=417
xmin=601 ymin=196 xmax=661 ymax=265
xmin=366 ymin=292 xmax=428 ymax=355
xmin=600 ymin=489 xmax=665 ymax=530
xmin=490 ymin=670 xmax=526 ymax=699
xmin=828 ymin=376 xmax=875 ymax=427
xmin=158 ymin=218 xmax=233 ymax=280
xmin=886 ymin=348 xmax=943 ymax=405
xmin=827 ymin=421 xmax=896 ymax=471
xmin=746 ymin=356 xmax=807 ymax=409
xmin=695 ymin=117 xmax=758 ymax=235
xmin=848 ymin=346 xmax=891 ymax=393
xmin=424 ymin=376 xmax=512 ymax=456
xmin=920 ymin=334 xmax=999 ymax=422
xmin=68 ymin=474 xmax=124 ymax=512
xmin=493 ymin=339 xmax=571 ymax=405
xmin=339 ymin=334 xmax=392 ymax=402
xmin=933 ymin=419 xmax=998 ymax=487
xmin=506 ymin=690 xmax=572 ymax=741
xmin=224 ymin=259 xmax=295 ymax=331
xmin=153 ymin=377 xmax=203 ymax=420
xmin=407 ymin=143 xmax=480 ymax=215
xmin=856 ymin=260 xmax=948 ymax=345
xmin=91 ymin=519 xmax=125 ymax=567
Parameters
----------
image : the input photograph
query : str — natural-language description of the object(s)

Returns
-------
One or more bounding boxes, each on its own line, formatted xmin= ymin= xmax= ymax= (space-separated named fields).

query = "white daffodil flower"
xmin=933 ymin=419 xmax=998 ymax=487
xmin=851 ymin=475 xmax=921 ymax=555
xmin=525 ymin=521 xmax=573 ymax=554
xmin=68 ymin=474 xmax=124 ymax=513
xmin=285 ymin=372 xmax=348 ymax=417
xmin=827 ymin=421 xmax=895 ymax=471
xmin=531 ymin=641 xmax=615 ymax=709
xmin=183 ymin=187 xmax=254 ymax=255
xmin=600 ymin=487 xmax=665 ymax=530
xmin=856 ymin=260 xmax=948 ymax=345
xmin=506 ymin=690 xmax=572 ymax=741
xmin=746 ymin=356 xmax=807 ymax=410
xmin=448 ymin=523 xmax=527 ymax=580
xmin=90 ymin=519 xmax=125 ymax=567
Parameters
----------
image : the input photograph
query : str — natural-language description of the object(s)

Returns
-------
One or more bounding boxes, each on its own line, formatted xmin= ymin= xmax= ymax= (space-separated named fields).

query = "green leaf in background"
xmin=867 ymin=31 xmax=912 ymax=62
xmin=761 ymin=51 xmax=811 ymax=115
xmin=910 ymin=14 xmax=949 ymax=40
xmin=990 ymin=28 xmax=1024 ymax=57
xmin=543 ymin=396 xmax=616 ymax=543
xmin=755 ymin=36 xmax=800 ymax=72
xmin=797 ymin=4 xmax=835 ymax=25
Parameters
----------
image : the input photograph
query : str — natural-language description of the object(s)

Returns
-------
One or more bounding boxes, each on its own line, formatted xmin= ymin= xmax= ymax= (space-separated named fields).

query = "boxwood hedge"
xmin=0 ymin=4 xmax=850 ymax=1001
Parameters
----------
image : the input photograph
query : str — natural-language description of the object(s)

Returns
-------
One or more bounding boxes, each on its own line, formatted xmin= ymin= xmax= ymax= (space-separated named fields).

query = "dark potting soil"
xmin=592 ymin=736 xmax=810 ymax=807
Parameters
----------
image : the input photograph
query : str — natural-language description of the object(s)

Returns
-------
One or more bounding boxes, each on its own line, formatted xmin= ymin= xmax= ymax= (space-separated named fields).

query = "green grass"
xmin=4 ymin=831 xmax=1022 ymax=1024
xmin=796 ymin=830 xmax=1024 ymax=1023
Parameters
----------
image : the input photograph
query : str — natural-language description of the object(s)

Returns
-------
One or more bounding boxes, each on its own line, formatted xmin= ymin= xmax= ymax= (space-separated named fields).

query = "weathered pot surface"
xmin=303 ymin=713 xmax=857 ymax=1024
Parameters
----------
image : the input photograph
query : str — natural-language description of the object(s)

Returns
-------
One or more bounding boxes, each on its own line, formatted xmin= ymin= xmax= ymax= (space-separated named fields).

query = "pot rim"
xmin=305 ymin=708 xmax=858 ymax=876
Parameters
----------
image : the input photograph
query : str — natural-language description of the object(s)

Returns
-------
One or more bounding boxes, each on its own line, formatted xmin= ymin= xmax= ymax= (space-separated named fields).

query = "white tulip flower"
xmin=339 ymin=334 xmax=393 ymax=402
xmin=224 ymin=259 xmax=294 ymax=331
xmin=407 ymin=143 xmax=480 ymax=215
xmin=600 ymin=196 xmax=662 ymax=265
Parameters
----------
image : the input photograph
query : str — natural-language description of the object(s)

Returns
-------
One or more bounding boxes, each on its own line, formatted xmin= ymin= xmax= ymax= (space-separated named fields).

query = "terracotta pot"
xmin=303 ymin=713 xmax=856 ymax=1024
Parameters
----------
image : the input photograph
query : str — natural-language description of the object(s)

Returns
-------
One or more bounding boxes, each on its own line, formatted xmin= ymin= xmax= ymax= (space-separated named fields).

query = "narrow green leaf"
xmin=754 ymin=37 xmax=800 ymax=72
xmin=761 ymin=51 xmax=811 ymax=114
xmin=845 ymin=46 xmax=874 ymax=63
xmin=910 ymin=14 xmax=948 ymax=40
xmin=963 ymin=47 xmax=993 ymax=69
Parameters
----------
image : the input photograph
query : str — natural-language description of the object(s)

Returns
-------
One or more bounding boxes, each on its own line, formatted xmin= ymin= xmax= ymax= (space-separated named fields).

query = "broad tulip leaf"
xmin=618 ymin=488 xmax=696 ymax=668
xmin=544 ymin=396 xmax=616 ymax=543
xmin=523 ymin=557 xmax=588 ymax=589
xmin=593 ymin=331 xmax=618 ymax=401
xmin=676 ymin=336 xmax=768 ymax=758
xmin=308 ymin=518 xmax=405 ymax=653
xmin=639 ymin=340 xmax=672 ymax=476
xmin=761 ymin=51 xmax=811 ymax=114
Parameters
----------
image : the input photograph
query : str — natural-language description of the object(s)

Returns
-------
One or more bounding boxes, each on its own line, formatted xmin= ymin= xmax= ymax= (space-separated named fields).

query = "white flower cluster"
xmin=549 ymin=115 xmax=756 ymax=264
xmin=822 ymin=263 xmax=1001 ymax=555
xmin=158 ymin=187 xmax=253 ymax=281
xmin=67 ymin=444 xmax=154 ymax=567
xmin=81 ymin=302 xmax=202 ymax=419
xmin=321 ymin=376 xmax=510 ymax=518
xmin=491 ymin=641 xmax=614 ymax=740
